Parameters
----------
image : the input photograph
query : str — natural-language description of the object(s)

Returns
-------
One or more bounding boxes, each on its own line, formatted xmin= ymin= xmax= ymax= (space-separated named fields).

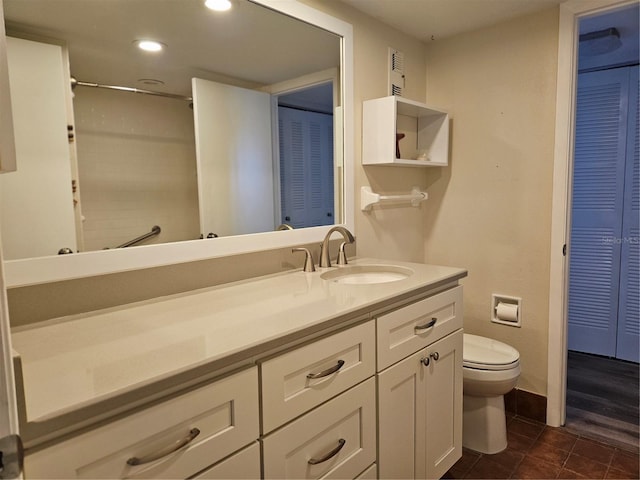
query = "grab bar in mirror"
xmin=116 ymin=225 xmax=161 ymax=248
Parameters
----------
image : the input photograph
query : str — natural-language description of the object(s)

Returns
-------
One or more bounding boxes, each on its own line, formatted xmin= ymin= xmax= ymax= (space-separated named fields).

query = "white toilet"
xmin=462 ymin=333 xmax=520 ymax=454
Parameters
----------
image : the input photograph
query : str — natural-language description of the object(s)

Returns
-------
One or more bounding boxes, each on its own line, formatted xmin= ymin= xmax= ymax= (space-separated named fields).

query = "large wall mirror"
xmin=0 ymin=0 xmax=354 ymax=287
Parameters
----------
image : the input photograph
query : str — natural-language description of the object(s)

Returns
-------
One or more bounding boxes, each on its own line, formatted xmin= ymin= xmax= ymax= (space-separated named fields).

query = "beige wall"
xmin=422 ymin=8 xmax=560 ymax=395
xmin=304 ymin=0 xmax=431 ymax=263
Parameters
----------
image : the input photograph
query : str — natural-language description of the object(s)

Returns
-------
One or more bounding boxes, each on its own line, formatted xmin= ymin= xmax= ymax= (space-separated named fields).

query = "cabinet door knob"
xmin=308 ymin=438 xmax=346 ymax=465
xmin=430 ymin=352 xmax=440 ymax=361
xmin=126 ymin=428 xmax=200 ymax=466
xmin=421 ymin=356 xmax=430 ymax=367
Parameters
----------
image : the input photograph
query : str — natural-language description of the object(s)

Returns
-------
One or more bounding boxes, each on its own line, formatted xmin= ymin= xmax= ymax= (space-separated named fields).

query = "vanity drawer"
xmin=24 ymin=367 xmax=259 ymax=479
xmin=261 ymin=321 xmax=375 ymax=432
xmin=192 ymin=442 xmax=260 ymax=479
xmin=376 ymin=286 xmax=463 ymax=370
xmin=262 ymin=378 xmax=376 ymax=479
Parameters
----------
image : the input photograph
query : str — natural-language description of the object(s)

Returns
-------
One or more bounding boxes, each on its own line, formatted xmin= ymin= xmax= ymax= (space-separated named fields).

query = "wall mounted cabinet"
xmin=363 ymin=96 xmax=449 ymax=167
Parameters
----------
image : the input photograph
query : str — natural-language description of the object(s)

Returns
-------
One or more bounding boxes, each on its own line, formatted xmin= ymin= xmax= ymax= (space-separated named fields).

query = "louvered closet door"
xmin=616 ymin=66 xmax=639 ymax=362
xmin=278 ymin=106 xmax=334 ymax=228
xmin=568 ymin=68 xmax=630 ymax=357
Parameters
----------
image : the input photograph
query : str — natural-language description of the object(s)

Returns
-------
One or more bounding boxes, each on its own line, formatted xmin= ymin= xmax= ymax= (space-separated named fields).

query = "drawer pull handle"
xmin=414 ymin=317 xmax=437 ymax=332
xmin=307 ymin=359 xmax=345 ymax=379
xmin=308 ymin=438 xmax=346 ymax=465
xmin=126 ymin=427 xmax=201 ymax=466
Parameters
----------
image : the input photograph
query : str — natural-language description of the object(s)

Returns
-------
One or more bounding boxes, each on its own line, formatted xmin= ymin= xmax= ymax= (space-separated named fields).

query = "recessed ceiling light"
xmin=135 ymin=40 xmax=164 ymax=52
xmin=205 ymin=0 xmax=231 ymax=12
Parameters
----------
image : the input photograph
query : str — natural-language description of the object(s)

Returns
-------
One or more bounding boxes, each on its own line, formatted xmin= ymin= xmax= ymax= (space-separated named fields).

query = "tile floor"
xmin=444 ymin=416 xmax=640 ymax=479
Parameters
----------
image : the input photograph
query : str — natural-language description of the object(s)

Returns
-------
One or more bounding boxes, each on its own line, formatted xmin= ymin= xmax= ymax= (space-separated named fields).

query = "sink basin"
xmin=320 ymin=265 xmax=413 ymax=285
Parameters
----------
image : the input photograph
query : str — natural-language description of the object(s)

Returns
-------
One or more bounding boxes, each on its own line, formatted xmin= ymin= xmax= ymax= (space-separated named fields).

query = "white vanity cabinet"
xmin=24 ymin=367 xmax=260 ymax=479
xmin=16 ymin=260 xmax=467 ymax=480
xmin=376 ymin=287 xmax=463 ymax=480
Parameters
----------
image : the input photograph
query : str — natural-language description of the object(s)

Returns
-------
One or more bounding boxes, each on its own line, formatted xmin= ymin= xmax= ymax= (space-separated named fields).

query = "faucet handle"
xmin=337 ymin=242 xmax=348 ymax=265
xmin=292 ymin=248 xmax=316 ymax=272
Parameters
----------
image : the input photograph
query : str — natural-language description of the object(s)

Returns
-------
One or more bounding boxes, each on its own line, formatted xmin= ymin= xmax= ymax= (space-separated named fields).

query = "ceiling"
xmin=339 ymin=0 xmax=565 ymax=42
xmin=3 ymin=0 xmax=340 ymax=96
xmin=4 ymin=0 xmax=637 ymax=99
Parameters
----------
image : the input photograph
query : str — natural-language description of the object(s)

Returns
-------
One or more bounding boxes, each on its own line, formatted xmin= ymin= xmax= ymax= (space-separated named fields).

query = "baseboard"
xmin=505 ymin=388 xmax=547 ymax=423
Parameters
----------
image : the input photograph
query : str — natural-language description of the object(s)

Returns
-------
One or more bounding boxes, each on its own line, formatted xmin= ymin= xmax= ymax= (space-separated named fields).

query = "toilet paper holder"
xmin=491 ymin=294 xmax=521 ymax=327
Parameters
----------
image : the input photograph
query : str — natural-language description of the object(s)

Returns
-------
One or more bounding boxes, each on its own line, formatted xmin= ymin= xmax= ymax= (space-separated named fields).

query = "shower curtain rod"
xmin=72 ymin=78 xmax=193 ymax=102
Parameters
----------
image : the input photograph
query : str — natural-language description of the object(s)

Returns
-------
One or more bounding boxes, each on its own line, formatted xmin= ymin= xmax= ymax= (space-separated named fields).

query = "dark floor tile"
xmin=448 ymin=449 xmax=481 ymax=477
xmin=464 ymin=456 xmax=514 ymax=479
xmin=605 ymin=467 xmax=639 ymax=479
xmin=487 ymin=448 xmax=525 ymax=471
xmin=508 ymin=417 xmax=545 ymax=439
xmin=572 ymin=437 xmax=616 ymax=464
xmin=610 ymin=449 xmax=640 ymax=477
xmin=557 ymin=468 xmax=592 ymax=479
xmin=537 ymin=427 xmax=579 ymax=451
xmin=563 ymin=453 xmax=609 ymax=479
xmin=508 ymin=431 xmax=537 ymax=452
xmin=528 ymin=440 xmax=572 ymax=467
xmin=511 ymin=455 xmax=561 ymax=479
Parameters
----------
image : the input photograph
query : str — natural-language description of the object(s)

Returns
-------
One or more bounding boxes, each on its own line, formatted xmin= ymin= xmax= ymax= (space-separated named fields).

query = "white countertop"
xmin=11 ymin=258 xmax=466 ymax=427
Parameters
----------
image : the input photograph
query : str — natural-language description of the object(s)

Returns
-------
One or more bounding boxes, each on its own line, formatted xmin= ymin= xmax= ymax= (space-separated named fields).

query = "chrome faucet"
xmin=319 ymin=226 xmax=355 ymax=267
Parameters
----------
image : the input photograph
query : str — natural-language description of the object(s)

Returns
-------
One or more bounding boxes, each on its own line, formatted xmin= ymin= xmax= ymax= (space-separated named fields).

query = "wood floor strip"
xmin=566 ymin=350 xmax=639 ymax=451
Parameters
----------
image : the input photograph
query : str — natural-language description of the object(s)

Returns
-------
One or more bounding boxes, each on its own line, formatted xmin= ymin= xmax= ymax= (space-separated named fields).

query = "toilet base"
xmin=462 ymin=394 xmax=507 ymax=454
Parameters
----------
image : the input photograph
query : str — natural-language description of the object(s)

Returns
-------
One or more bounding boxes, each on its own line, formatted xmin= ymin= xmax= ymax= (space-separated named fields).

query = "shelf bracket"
xmin=361 ymin=186 xmax=428 ymax=211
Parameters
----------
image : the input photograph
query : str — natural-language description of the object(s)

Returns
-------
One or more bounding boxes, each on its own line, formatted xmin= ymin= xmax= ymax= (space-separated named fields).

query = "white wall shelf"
xmin=362 ymin=96 xmax=449 ymax=167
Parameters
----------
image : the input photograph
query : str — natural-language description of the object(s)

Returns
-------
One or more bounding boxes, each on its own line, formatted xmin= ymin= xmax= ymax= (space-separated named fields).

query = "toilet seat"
xmin=463 ymin=334 xmax=520 ymax=371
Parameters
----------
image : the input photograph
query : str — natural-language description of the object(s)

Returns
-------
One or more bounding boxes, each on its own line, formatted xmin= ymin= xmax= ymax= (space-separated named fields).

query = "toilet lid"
xmin=463 ymin=333 xmax=520 ymax=371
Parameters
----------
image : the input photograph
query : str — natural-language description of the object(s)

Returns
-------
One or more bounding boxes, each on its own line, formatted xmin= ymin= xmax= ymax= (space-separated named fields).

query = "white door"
xmin=1 ymin=37 xmax=77 ymax=259
xmin=192 ymin=78 xmax=274 ymax=238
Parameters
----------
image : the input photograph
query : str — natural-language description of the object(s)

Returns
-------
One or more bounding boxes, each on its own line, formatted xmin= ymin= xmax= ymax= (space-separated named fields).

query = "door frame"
xmin=0 ymin=244 xmax=19 ymax=439
xmin=546 ymin=0 xmax=638 ymax=427
xmin=0 ymin=0 xmax=19 ymax=441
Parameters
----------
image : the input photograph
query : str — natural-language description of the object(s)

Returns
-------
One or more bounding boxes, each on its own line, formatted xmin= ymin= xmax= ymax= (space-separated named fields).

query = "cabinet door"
xmin=377 ymin=330 xmax=462 ymax=480
xmin=377 ymin=349 xmax=427 ymax=480
xmin=424 ymin=330 xmax=463 ymax=480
